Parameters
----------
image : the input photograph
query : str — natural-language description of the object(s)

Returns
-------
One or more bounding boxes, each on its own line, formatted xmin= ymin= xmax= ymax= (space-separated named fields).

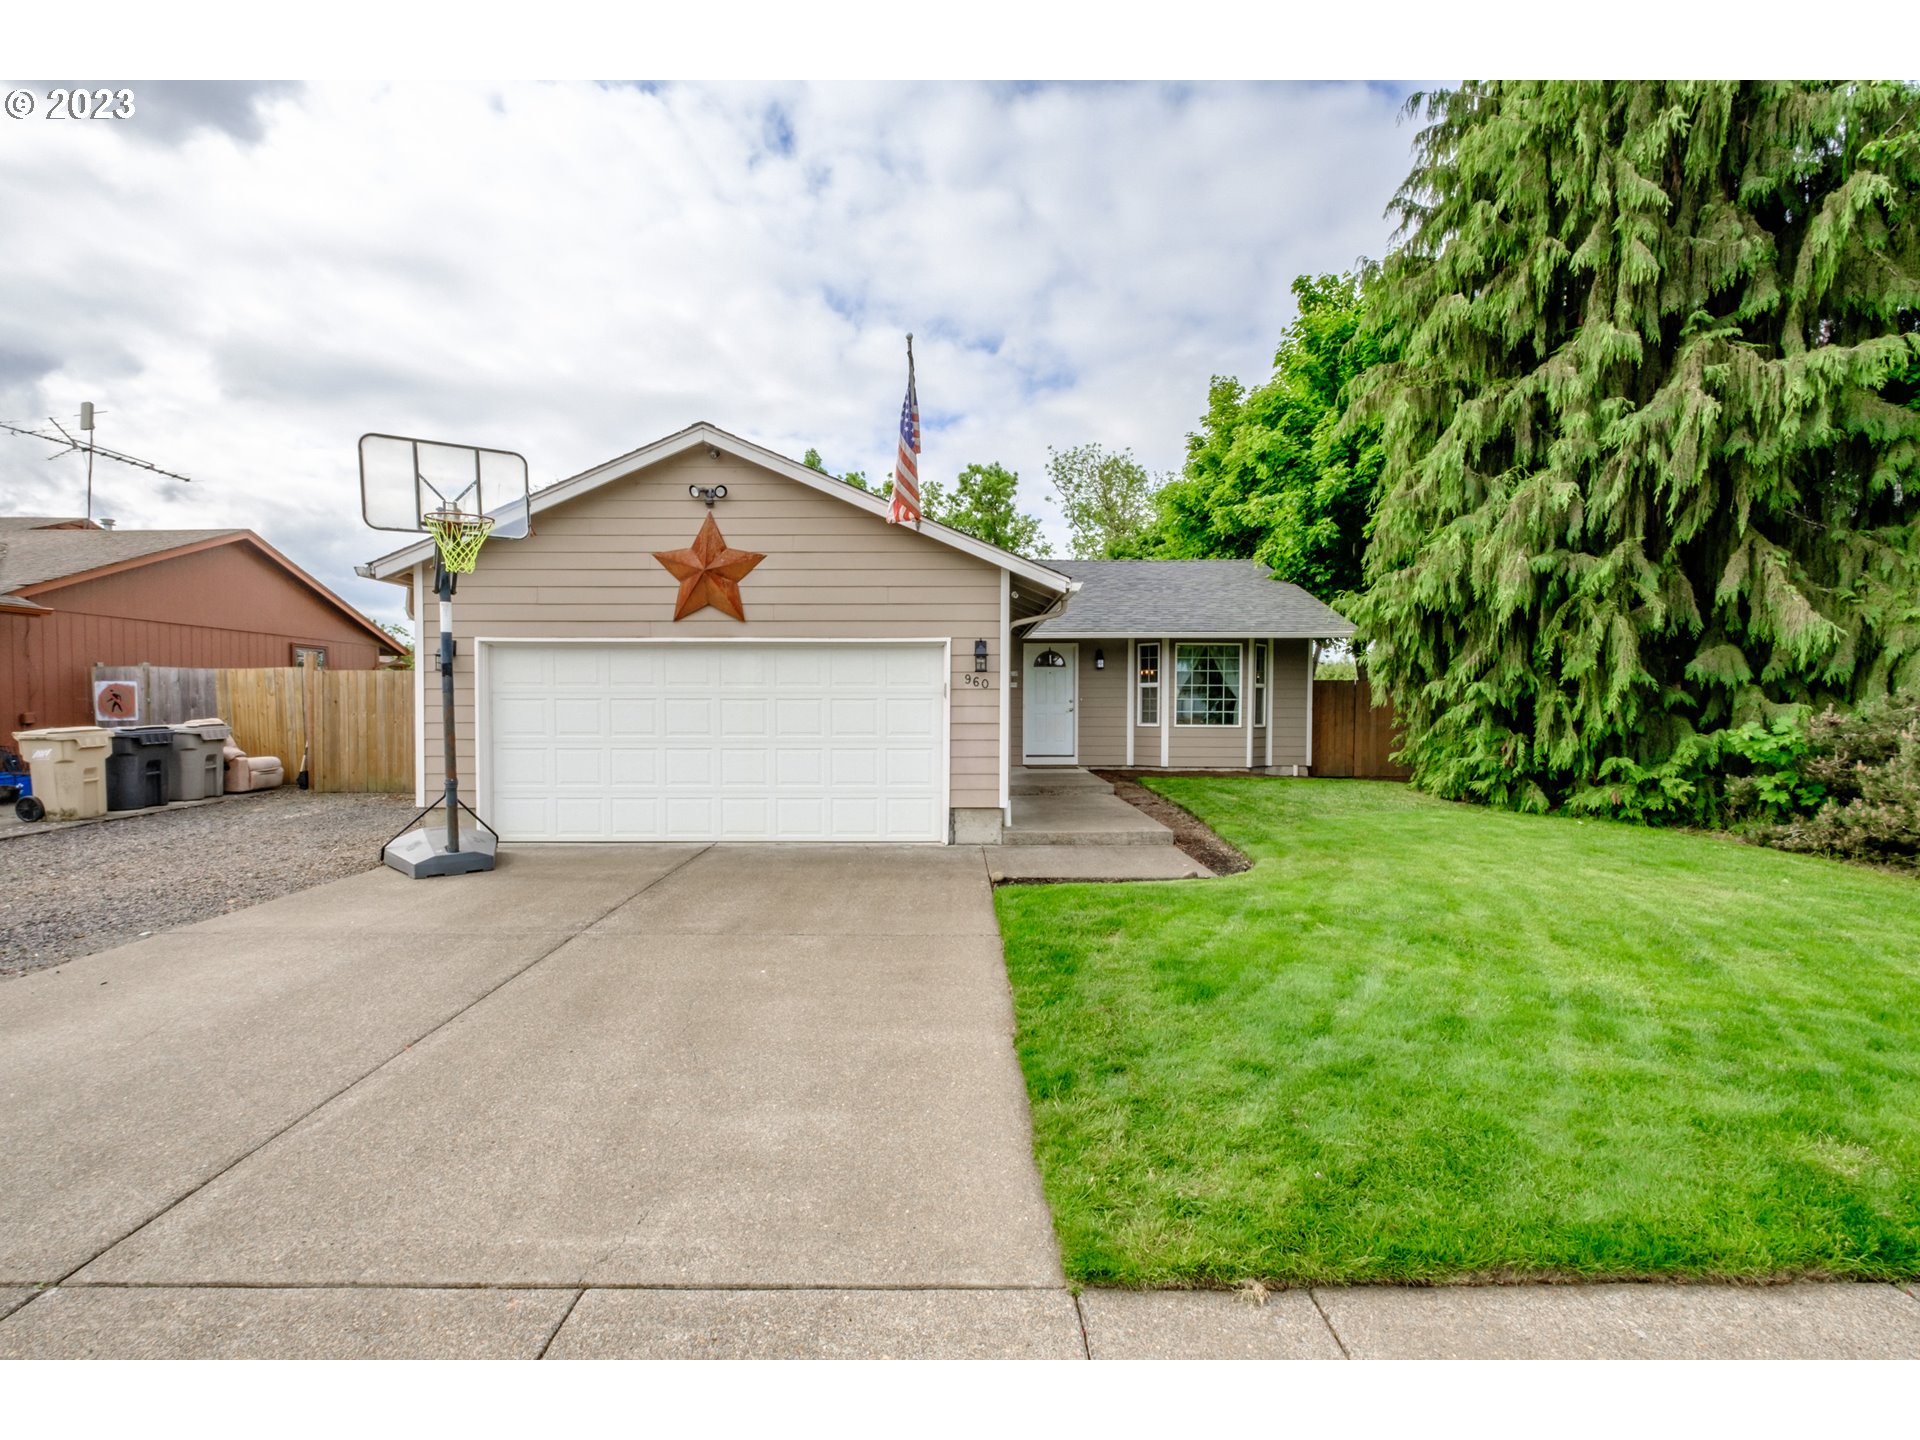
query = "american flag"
xmin=890 ymin=338 xmax=922 ymax=525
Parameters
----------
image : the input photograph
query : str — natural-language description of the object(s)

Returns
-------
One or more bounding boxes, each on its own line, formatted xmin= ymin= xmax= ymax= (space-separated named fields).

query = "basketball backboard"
xmin=359 ymin=433 xmax=532 ymax=538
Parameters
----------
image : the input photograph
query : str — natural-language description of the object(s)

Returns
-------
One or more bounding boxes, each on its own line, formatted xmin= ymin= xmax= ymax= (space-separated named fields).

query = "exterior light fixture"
xmin=974 ymin=639 xmax=989 ymax=672
xmin=1094 ymin=648 xmax=1105 ymax=669
xmin=688 ymin=483 xmax=728 ymax=507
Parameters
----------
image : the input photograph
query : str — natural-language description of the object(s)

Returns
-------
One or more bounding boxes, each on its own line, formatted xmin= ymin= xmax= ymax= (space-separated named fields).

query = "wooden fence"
xmin=91 ymin=662 xmax=413 ymax=793
xmin=1312 ymin=677 xmax=1412 ymax=780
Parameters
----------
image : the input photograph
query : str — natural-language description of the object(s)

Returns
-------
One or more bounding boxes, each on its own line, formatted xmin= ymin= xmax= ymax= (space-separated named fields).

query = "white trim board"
xmin=365 ymin=422 xmax=1075 ymax=593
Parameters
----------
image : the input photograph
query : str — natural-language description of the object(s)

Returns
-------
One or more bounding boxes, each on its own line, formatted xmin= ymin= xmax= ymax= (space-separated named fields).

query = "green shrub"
xmin=1760 ymin=697 xmax=1920 ymax=868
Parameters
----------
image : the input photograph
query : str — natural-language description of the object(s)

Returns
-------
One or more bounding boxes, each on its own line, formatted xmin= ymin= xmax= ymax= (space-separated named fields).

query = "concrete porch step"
xmin=1003 ymin=790 xmax=1174 ymax=847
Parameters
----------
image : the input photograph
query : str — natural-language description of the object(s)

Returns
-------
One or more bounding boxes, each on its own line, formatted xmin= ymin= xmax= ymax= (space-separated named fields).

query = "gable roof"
xmin=0 ymin=523 xmax=403 ymax=653
xmin=0 ymin=515 xmax=97 ymax=533
xmin=361 ymin=421 xmax=1076 ymax=592
xmin=0 ymin=526 xmax=246 ymax=591
xmin=1026 ymin=559 xmax=1355 ymax=640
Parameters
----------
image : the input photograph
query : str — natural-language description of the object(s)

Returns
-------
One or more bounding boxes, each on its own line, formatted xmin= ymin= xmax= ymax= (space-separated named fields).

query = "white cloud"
xmin=0 ymin=80 xmax=1420 ymax=632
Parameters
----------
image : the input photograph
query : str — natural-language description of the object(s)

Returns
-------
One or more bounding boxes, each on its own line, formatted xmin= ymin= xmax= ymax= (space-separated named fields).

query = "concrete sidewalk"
xmin=3 ymin=1281 xmax=1916 ymax=1359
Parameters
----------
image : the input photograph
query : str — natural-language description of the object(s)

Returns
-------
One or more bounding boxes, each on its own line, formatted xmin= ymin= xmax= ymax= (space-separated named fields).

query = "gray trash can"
xmin=105 ymin=726 xmax=173 ymax=811
xmin=166 ymin=719 xmax=232 ymax=801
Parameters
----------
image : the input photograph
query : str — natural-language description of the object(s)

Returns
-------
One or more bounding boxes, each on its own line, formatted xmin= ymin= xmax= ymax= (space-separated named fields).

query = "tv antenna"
xmin=0 ymin=403 xmax=194 ymax=520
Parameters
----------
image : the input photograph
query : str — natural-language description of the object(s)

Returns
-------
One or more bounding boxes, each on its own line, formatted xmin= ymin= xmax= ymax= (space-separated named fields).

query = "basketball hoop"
xmin=424 ymin=507 xmax=495 ymax=574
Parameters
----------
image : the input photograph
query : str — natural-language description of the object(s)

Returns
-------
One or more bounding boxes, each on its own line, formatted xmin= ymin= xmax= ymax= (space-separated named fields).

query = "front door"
xmin=1022 ymin=642 xmax=1077 ymax=762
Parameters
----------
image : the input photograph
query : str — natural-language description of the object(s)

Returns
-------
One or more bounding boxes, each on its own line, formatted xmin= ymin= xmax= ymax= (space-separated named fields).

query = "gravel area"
xmin=0 ymin=790 xmax=418 ymax=977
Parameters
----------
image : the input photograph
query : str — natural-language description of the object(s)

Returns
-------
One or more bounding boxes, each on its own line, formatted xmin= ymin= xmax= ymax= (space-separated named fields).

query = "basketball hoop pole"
xmin=438 ymin=556 xmax=461 ymax=854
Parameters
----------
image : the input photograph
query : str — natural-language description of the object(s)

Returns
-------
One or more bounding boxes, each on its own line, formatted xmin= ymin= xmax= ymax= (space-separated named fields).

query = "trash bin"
xmin=105 ymin=726 xmax=174 ymax=811
xmin=11 ymin=726 xmax=111 ymax=821
xmin=166 ymin=719 xmax=232 ymax=801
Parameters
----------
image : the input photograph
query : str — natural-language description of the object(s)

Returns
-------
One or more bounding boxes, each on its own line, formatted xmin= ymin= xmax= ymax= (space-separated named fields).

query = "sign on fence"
xmin=92 ymin=679 xmax=140 ymax=724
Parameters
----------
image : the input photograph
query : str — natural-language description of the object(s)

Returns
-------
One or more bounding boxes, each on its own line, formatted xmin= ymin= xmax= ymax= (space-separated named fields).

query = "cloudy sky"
xmin=0 ymin=80 xmax=1424 ymax=634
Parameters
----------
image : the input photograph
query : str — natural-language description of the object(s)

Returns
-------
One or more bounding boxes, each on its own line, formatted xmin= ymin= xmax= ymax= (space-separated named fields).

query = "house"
xmin=1 ymin=517 xmax=405 ymax=732
xmin=361 ymin=422 xmax=1353 ymax=845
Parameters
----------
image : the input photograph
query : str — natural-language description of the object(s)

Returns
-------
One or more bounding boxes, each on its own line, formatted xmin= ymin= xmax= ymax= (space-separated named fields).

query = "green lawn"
xmin=993 ymin=778 xmax=1920 ymax=1286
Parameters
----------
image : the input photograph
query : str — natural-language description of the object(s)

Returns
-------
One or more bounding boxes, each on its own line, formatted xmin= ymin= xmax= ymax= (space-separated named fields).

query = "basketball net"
xmin=424 ymin=507 xmax=495 ymax=574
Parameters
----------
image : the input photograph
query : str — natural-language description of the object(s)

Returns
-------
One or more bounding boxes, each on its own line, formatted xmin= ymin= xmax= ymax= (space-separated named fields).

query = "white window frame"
xmin=1136 ymin=640 xmax=1161 ymax=727
xmin=1173 ymin=642 xmax=1242 ymax=728
xmin=1253 ymin=641 xmax=1268 ymax=727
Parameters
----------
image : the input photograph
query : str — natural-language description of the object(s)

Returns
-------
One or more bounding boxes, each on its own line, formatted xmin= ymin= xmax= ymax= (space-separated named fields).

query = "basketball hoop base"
xmin=383 ymin=825 xmax=498 ymax=879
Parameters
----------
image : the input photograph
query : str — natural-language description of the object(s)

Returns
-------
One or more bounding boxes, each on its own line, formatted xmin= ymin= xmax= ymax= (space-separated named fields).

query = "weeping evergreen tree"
xmin=1350 ymin=81 xmax=1920 ymax=817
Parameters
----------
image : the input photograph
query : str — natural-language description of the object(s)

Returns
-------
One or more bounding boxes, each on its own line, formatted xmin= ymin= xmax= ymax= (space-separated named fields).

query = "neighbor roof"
xmin=0 ymin=522 xmax=402 ymax=653
xmin=0 ymin=526 xmax=245 ymax=592
xmin=361 ymin=422 xmax=1076 ymax=593
xmin=1026 ymin=559 xmax=1355 ymax=639
xmin=0 ymin=516 xmax=96 ymax=533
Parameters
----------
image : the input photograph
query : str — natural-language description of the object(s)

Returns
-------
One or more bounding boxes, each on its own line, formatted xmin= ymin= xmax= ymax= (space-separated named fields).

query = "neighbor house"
xmin=361 ymin=422 xmax=1353 ymax=845
xmin=1 ymin=517 xmax=405 ymax=732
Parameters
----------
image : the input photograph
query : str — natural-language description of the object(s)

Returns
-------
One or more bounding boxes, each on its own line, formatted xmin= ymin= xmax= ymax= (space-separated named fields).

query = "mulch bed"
xmin=1090 ymin=770 xmax=1253 ymax=876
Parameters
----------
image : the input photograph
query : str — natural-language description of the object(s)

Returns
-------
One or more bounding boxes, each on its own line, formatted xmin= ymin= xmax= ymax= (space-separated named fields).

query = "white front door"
xmin=1022 ymin=642 xmax=1076 ymax=761
xmin=483 ymin=640 xmax=947 ymax=842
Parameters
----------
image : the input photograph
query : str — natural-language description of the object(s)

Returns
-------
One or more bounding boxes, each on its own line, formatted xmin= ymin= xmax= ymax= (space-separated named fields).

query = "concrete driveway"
xmin=0 ymin=844 xmax=1080 ymax=1358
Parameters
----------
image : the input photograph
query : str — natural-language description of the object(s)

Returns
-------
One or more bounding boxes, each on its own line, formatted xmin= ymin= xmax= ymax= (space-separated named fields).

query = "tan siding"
xmin=420 ymin=450 xmax=1008 ymax=817
xmin=1269 ymin=638 xmax=1311 ymax=768
xmin=1074 ymin=642 xmax=1129 ymax=766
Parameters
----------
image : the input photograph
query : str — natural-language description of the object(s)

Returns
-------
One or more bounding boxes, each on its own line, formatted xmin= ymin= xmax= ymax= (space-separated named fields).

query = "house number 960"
xmin=961 ymin=674 xmax=991 ymax=689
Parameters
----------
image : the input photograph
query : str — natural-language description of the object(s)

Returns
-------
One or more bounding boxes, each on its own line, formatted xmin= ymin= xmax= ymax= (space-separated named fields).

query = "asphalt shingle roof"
xmin=0 ymin=525 xmax=243 ymax=593
xmin=1028 ymin=559 xmax=1355 ymax=639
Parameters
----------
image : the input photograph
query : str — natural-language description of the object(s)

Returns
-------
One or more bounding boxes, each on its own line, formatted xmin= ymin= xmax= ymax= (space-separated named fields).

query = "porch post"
xmin=1160 ymin=636 xmax=1171 ymax=768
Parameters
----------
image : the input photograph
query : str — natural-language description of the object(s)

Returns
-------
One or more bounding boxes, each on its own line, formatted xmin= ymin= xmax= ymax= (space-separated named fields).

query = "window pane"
xmin=1174 ymin=644 xmax=1240 ymax=726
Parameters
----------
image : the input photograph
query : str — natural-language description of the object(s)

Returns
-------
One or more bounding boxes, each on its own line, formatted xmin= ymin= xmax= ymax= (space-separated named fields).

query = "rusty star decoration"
xmin=652 ymin=514 xmax=766 ymax=621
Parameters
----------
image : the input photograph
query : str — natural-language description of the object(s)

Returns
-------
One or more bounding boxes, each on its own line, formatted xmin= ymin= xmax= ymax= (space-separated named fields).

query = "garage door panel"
xmin=493 ymin=647 xmax=550 ymax=686
xmin=664 ymin=698 xmax=712 ymax=736
xmin=664 ymin=748 xmax=713 ymax=786
xmin=553 ymin=747 xmax=605 ymax=787
xmin=666 ymin=796 xmax=714 ymax=837
xmin=719 ymin=698 xmax=769 ymax=736
xmin=608 ymin=797 xmax=661 ymax=836
xmin=886 ymin=747 xmax=934 ymax=786
xmin=553 ymin=649 xmax=603 ymax=685
xmin=776 ymin=698 xmax=824 ymax=734
xmin=494 ymin=745 xmax=552 ymax=788
xmin=887 ymin=697 xmax=938 ymax=736
xmin=609 ymin=748 xmax=658 ymax=786
xmin=831 ymin=649 xmax=882 ymax=686
xmin=495 ymin=697 xmax=548 ymax=738
xmin=554 ymin=698 xmax=604 ymax=736
xmin=487 ymin=642 xmax=945 ymax=843
xmin=774 ymin=650 xmax=827 ymax=687
xmin=607 ymin=649 xmax=659 ymax=684
xmin=831 ymin=749 xmax=877 ymax=786
xmin=609 ymin=699 xmax=656 ymax=736
xmin=776 ymin=747 xmax=823 ymax=785
xmin=721 ymin=748 xmax=768 ymax=785
xmin=831 ymin=697 xmax=879 ymax=735
xmin=555 ymin=796 xmax=606 ymax=834
xmin=664 ymin=650 xmax=714 ymax=685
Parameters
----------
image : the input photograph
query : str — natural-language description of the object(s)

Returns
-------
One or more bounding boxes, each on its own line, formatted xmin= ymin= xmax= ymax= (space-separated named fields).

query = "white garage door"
xmin=484 ymin=641 xmax=947 ymax=842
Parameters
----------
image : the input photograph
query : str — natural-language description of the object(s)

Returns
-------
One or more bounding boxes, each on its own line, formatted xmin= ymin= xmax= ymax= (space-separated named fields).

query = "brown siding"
xmin=419 ymin=451 xmax=1007 ymax=812
xmin=4 ymin=542 xmax=388 ymax=731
